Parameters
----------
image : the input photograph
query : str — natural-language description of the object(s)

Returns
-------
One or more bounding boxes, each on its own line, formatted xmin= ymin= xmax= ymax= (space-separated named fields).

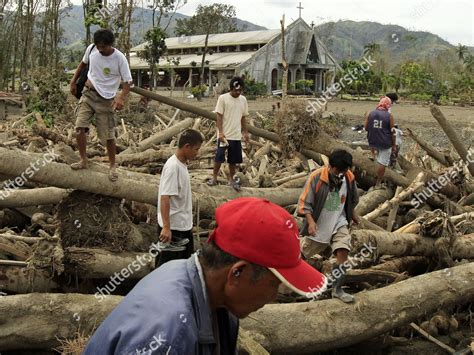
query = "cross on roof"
xmin=297 ymin=2 xmax=303 ymax=18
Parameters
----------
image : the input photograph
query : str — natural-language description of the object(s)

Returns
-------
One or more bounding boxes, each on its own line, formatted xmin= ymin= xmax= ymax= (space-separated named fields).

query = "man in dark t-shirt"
xmin=364 ymin=97 xmax=396 ymax=187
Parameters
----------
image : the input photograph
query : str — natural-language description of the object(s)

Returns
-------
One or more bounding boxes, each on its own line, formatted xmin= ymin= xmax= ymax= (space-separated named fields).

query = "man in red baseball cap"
xmin=85 ymin=197 xmax=326 ymax=354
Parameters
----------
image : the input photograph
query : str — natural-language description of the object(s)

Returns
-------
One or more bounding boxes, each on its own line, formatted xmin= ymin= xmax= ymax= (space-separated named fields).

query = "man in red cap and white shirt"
xmin=84 ymin=197 xmax=326 ymax=354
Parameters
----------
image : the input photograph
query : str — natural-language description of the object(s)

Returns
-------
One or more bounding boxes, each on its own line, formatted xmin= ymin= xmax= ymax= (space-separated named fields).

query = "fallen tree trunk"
xmin=130 ymin=87 xmax=409 ymax=187
xmin=345 ymin=269 xmax=408 ymax=284
xmin=351 ymin=230 xmax=474 ymax=259
xmin=363 ymin=173 xmax=425 ymax=221
xmin=0 ymin=187 xmax=70 ymax=208
xmin=355 ymin=188 xmax=394 ymax=216
xmin=64 ymin=247 xmax=155 ymax=279
xmin=112 ymin=147 xmax=215 ymax=166
xmin=2 ymin=264 xmax=472 ymax=352
xmin=406 ymin=128 xmax=453 ymax=167
xmin=397 ymin=155 xmax=460 ymax=199
xmin=0 ymin=235 xmax=31 ymax=260
xmin=0 ymin=265 xmax=59 ymax=294
xmin=370 ymin=256 xmax=430 ymax=274
xmin=274 ymin=172 xmax=307 ymax=186
xmin=31 ymin=124 xmax=75 ymax=148
xmin=120 ymin=117 xmax=194 ymax=154
xmin=240 ymin=263 xmax=474 ymax=353
xmin=113 ymin=148 xmax=175 ymax=165
xmin=0 ymin=148 xmax=301 ymax=215
xmin=430 ymin=104 xmax=474 ymax=177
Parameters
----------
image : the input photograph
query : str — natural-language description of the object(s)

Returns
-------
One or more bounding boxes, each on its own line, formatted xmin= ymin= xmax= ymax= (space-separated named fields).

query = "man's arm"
xmin=298 ymin=175 xmax=319 ymax=236
xmin=216 ymin=112 xmax=225 ymax=140
xmin=241 ymin=115 xmax=249 ymax=142
xmin=112 ymin=82 xmax=130 ymax=111
xmin=160 ymin=195 xmax=172 ymax=243
xmin=364 ymin=112 xmax=369 ymax=131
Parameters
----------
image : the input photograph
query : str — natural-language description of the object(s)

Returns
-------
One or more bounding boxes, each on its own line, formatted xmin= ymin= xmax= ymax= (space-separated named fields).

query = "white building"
xmin=130 ymin=18 xmax=339 ymax=94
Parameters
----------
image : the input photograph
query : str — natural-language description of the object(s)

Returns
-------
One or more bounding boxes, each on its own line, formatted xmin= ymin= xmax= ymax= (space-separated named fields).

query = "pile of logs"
xmin=0 ymin=89 xmax=472 ymax=354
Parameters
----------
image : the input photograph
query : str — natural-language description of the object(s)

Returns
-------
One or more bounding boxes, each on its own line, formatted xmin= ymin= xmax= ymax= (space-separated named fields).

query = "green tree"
xmin=399 ymin=62 xmax=432 ymax=93
xmin=138 ymin=27 xmax=167 ymax=89
xmin=175 ymin=3 xmax=236 ymax=87
xmin=363 ymin=42 xmax=380 ymax=57
xmin=456 ymin=44 xmax=468 ymax=62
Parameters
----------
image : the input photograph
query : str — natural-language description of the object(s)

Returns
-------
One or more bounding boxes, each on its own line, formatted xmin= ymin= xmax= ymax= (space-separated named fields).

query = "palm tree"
xmin=464 ymin=54 xmax=474 ymax=73
xmin=456 ymin=44 xmax=468 ymax=62
xmin=363 ymin=42 xmax=380 ymax=57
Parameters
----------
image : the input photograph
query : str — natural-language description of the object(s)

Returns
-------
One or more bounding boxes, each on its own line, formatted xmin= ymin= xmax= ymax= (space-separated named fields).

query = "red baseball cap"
xmin=208 ymin=197 xmax=327 ymax=297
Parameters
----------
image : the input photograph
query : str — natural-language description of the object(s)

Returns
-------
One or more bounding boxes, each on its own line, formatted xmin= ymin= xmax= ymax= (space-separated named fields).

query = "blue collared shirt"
xmin=84 ymin=255 xmax=238 ymax=354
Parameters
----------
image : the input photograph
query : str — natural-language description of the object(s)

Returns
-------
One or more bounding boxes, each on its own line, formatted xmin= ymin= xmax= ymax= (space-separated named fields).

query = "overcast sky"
xmin=74 ymin=0 xmax=473 ymax=46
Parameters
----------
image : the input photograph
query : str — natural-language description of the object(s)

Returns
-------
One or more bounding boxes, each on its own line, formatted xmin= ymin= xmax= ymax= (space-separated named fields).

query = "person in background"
xmin=365 ymin=96 xmax=396 ymax=188
xmin=385 ymin=92 xmax=398 ymax=113
xmin=157 ymin=129 xmax=203 ymax=267
xmin=298 ymin=150 xmax=359 ymax=303
xmin=207 ymin=76 xmax=249 ymax=191
xmin=69 ymin=29 xmax=132 ymax=182
xmin=84 ymin=197 xmax=327 ymax=354
xmin=390 ymin=124 xmax=403 ymax=168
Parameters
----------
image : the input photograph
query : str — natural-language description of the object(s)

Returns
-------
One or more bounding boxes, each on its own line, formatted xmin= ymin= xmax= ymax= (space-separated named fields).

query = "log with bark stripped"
xmin=352 ymin=230 xmax=474 ymax=259
xmin=0 ymin=148 xmax=302 ymax=215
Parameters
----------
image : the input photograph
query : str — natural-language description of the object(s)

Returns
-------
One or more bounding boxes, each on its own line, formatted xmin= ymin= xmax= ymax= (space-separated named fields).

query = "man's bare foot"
xmin=71 ymin=161 xmax=88 ymax=170
xmin=109 ymin=166 xmax=118 ymax=182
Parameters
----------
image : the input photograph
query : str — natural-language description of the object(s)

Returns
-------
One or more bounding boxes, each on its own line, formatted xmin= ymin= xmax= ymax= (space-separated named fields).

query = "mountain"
xmin=60 ymin=5 xmax=266 ymax=50
xmin=59 ymin=9 xmax=465 ymax=66
xmin=316 ymin=20 xmax=459 ymax=64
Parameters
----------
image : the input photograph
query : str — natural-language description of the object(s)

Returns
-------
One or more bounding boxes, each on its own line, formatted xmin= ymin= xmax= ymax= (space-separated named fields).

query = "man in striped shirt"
xmin=298 ymin=150 xmax=360 ymax=303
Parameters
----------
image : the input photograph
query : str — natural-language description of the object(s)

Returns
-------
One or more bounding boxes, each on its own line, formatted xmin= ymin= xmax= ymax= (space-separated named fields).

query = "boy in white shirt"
xmin=157 ymin=129 xmax=203 ymax=266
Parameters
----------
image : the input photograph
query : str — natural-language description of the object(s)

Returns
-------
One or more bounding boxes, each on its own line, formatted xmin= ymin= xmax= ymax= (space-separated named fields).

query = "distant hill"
xmin=59 ymin=9 xmax=466 ymax=66
xmin=316 ymin=20 xmax=460 ymax=64
xmin=60 ymin=5 xmax=266 ymax=50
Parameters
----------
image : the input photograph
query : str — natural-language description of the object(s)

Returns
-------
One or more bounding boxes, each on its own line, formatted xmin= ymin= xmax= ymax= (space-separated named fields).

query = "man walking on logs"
xmin=298 ymin=150 xmax=359 ymax=303
xmin=365 ymin=96 xmax=397 ymax=188
xmin=157 ymin=129 xmax=203 ymax=266
xmin=69 ymin=29 xmax=132 ymax=182
xmin=84 ymin=198 xmax=327 ymax=354
xmin=207 ymin=76 xmax=249 ymax=191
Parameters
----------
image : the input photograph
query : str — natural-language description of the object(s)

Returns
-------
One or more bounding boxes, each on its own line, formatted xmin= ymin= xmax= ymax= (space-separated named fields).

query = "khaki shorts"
xmin=75 ymin=87 xmax=116 ymax=144
xmin=300 ymin=225 xmax=351 ymax=259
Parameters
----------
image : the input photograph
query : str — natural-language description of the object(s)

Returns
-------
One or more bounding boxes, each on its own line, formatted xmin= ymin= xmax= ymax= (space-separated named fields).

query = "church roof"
xmin=130 ymin=29 xmax=280 ymax=52
xmin=129 ymin=51 xmax=255 ymax=70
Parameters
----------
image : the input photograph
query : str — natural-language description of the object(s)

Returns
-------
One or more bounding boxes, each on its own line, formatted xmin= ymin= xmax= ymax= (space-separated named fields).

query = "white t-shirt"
xmin=83 ymin=44 xmax=133 ymax=99
xmin=214 ymin=92 xmax=249 ymax=140
xmin=157 ymin=154 xmax=193 ymax=231
xmin=308 ymin=177 xmax=348 ymax=244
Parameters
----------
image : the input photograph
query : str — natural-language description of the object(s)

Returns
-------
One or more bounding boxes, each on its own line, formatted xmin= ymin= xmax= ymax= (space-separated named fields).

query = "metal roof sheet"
xmin=131 ymin=29 xmax=280 ymax=52
xmin=129 ymin=51 xmax=255 ymax=70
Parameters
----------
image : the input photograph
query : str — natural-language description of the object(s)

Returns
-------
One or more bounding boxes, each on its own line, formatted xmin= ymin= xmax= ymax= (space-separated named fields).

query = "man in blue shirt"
xmin=84 ymin=197 xmax=327 ymax=354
